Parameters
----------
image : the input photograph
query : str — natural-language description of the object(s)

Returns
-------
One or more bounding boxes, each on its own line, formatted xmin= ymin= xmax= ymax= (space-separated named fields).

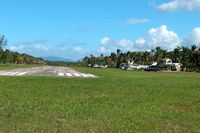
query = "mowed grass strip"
xmin=0 ymin=66 xmax=200 ymax=132
xmin=0 ymin=64 xmax=44 ymax=70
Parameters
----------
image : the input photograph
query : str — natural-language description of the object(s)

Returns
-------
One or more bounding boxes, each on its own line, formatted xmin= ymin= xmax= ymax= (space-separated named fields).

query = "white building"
xmin=162 ymin=58 xmax=173 ymax=66
xmin=121 ymin=60 xmax=148 ymax=70
xmin=161 ymin=58 xmax=182 ymax=71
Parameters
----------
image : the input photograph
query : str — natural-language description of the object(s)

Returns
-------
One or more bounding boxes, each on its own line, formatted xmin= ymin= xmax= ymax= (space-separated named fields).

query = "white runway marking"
xmin=73 ymin=73 xmax=81 ymax=77
xmin=80 ymin=73 xmax=90 ymax=77
xmin=57 ymin=72 xmax=96 ymax=78
xmin=16 ymin=72 xmax=28 ymax=76
xmin=7 ymin=72 xmax=15 ymax=75
xmin=0 ymin=66 xmax=97 ymax=78
xmin=87 ymin=74 xmax=96 ymax=77
xmin=58 ymin=73 xmax=65 ymax=76
xmin=8 ymin=72 xmax=19 ymax=75
xmin=65 ymin=73 xmax=73 ymax=77
xmin=0 ymin=71 xmax=28 ymax=76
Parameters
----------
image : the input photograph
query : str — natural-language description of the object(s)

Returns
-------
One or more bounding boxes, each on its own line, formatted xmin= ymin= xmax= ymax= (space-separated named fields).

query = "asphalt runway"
xmin=0 ymin=66 xmax=96 ymax=78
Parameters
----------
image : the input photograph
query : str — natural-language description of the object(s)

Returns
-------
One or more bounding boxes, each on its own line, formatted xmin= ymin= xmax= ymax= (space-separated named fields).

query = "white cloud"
xmin=125 ymin=18 xmax=149 ymax=25
xmin=10 ymin=45 xmax=24 ymax=51
xmin=9 ymin=41 xmax=48 ymax=52
xmin=99 ymin=37 xmax=134 ymax=52
xmin=117 ymin=39 xmax=133 ymax=48
xmin=135 ymin=38 xmax=146 ymax=45
xmin=74 ymin=46 xmax=83 ymax=52
xmin=100 ymin=37 xmax=134 ymax=48
xmin=98 ymin=47 xmax=106 ymax=53
xmin=8 ymin=41 xmax=50 ymax=57
xmin=34 ymin=43 xmax=48 ymax=51
xmin=99 ymin=25 xmax=181 ymax=52
xmin=99 ymin=25 xmax=200 ymax=54
xmin=98 ymin=47 xmax=109 ymax=54
xmin=7 ymin=40 xmax=88 ymax=60
xmin=184 ymin=27 xmax=200 ymax=45
xmin=100 ymin=37 xmax=111 ymax=45
xmin=135 ymin=25 xmax=181 ymax=50
xmin=158 ymin=0 xmax=200 ymax=12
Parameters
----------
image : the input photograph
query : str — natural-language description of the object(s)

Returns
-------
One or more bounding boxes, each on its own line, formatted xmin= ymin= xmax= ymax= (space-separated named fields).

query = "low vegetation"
xmin=0 ymin=64 xmax=44 ymax=70
xmin=0 ymin=65 xmax=200 ymax=132
xmin=0 ymin=35 xmax=46 ymax=64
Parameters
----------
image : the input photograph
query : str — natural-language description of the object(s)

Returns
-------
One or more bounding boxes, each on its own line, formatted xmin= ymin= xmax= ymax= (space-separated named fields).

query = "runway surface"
xmin=0 ymin=66 xmax=96 ymax=78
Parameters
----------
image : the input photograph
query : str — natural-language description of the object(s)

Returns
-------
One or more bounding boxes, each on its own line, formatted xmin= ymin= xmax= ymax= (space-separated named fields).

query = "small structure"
xmin=172 ymin=63 xmax=182 ymax=71
xmin=121 ymin=60 xmax=148 ymax=70
xmin=93 ymin=64 xmax=107 ymax=68
xmin=93 ymin=64 xmax=99 ymax=68
xmin=161 ymin=58 xmax=182 ymax=71
xmin=162 ymin=58 xmax=173 ymax=65
xmin=98 ymin=64 xmax=108 ymax=68
xmin=152 ymin=61 xmax=158 ymax=66
xmin=98 ymin=61 xmax=107 ymax=68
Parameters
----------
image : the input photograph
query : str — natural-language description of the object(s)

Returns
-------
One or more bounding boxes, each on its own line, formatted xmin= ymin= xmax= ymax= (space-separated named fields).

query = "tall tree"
xmin=0 ymin=35 xmax=7 ymax=49
xmin=0 ymin=35 xmax=8 ymax=62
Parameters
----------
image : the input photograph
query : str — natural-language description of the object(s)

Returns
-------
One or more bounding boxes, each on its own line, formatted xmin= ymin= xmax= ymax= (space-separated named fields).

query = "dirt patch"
xmin=165 ymin=103 xmax=200 ymax=111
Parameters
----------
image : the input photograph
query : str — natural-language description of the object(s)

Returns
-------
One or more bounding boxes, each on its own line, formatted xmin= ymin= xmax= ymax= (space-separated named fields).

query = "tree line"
xmin=0 ymin=35 xmax=46 ymax=64
xmin=47 ymin=61 xmax=82 ymax=67
xmin=83 ymin=45 xmax=200 ymax=71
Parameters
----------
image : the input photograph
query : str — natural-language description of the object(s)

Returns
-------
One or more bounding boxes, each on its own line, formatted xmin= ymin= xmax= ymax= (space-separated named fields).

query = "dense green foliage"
xmin=0 ymin=49 xmax=46 ymax=64
xmin=0 ymin=66 xmax=199 ymax=132
xmin=83 ymin=46 xmax=200 ymax=71
xmin=0 ymin=35 xmax=46 ymax=64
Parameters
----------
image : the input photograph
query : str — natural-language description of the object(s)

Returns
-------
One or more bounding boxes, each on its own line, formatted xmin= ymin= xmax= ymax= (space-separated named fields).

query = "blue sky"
xmin=0 ymin=0 xmax=200 ymax=60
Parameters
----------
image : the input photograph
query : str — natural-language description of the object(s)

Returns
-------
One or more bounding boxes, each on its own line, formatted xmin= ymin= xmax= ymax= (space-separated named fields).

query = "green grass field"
xmin=0 ymin=65 xmax=200 ymax=132
xmin=0 ymin=64 xmax=44 ymax=70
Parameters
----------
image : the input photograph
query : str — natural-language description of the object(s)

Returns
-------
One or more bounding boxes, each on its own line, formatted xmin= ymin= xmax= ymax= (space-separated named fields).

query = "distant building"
xmin=161 ymin=58 xmax=182 ymax=71
xmin=162 ymin=58 xmax=173 ymax=66
xmin=172 ymin=63 xmax=182 ymax=71
xmin=92 ymin=64 xmax=107 ymax=68
xmin=152 ymin=61 xmax=158 ymax=66
xmin=120 ymin=60 xmax=148 ymax=70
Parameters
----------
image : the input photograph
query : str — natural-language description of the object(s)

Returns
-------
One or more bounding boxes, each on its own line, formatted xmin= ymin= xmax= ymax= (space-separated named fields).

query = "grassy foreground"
xmin=0 ymin=66 xmax=200 ymax=132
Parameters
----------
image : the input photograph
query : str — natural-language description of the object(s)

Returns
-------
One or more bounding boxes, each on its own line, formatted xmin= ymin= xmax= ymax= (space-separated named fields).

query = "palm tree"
xmin=0 ymin=35 xmax=7 ymax=49
xmin=0 ymin=35 xmax=7 ymax=62
xmin=117 ymin=49 xmax=121 ymax=57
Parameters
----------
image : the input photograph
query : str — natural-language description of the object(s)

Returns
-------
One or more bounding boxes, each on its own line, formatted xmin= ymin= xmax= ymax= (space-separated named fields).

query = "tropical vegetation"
xmin=83 ymin=45 xmax=200 ymax=71
xmin=0 ymin=35 xmax=46 ymax=64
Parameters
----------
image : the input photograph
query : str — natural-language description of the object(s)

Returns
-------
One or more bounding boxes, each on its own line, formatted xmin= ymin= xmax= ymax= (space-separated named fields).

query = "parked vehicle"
xmin=144 ymin=65 xmax=160 ymax=72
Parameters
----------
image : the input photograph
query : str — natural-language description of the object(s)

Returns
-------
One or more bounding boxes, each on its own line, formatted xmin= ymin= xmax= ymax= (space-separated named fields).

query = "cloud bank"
xmin=184 ymin=27 xmax=200 ymax=45
xmin=125 ymin=18 xmax=149 ymax=25
xmin=157 ymin=0 xmax=200 ymax=12
xmin=99 ymin=25 xmax=200 ymax=54
xmin=99 ymin=37 xmax=134 ymax=53
xmin=7 ymin=26 xmax=200 ymax=59
xmin=8 ymin=39 xmax=85 ymax=60
xmin=135 ymin=25 xmax=181 ymax=50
